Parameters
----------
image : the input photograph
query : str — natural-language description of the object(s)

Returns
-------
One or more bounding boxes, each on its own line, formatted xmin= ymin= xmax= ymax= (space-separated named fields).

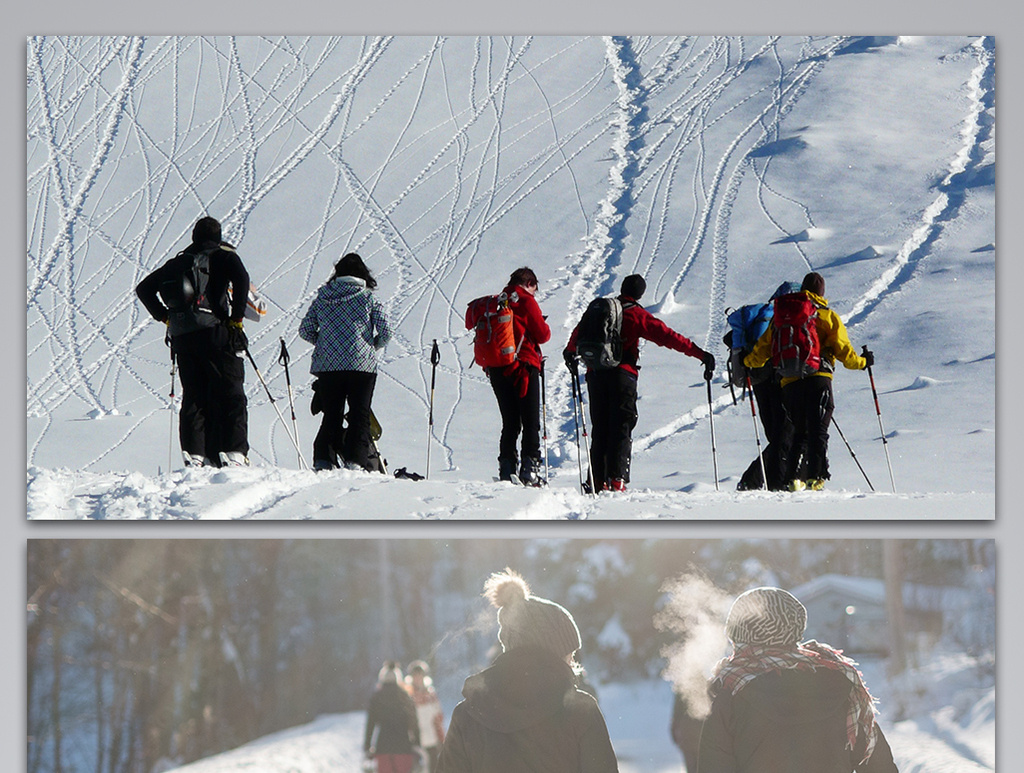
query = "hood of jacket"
xmin=803 ymin=289 xmax=829 ymax=309
xmin=461 ymin=645 xmax=577 ymax=734
xmin=317 ymin=275 xmax=368 ymax=302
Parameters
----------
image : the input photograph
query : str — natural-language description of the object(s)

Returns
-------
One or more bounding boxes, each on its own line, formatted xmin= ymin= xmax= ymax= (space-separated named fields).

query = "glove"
xmin=862 ymin=348 xmax=875 ymax=368
xmin=701 ymin=350 xmax=715 ymax=381
xmin=227 ymin=319 xmax=248 ymax=353
xmin=563 ymin=349 xmax=579 ymax=374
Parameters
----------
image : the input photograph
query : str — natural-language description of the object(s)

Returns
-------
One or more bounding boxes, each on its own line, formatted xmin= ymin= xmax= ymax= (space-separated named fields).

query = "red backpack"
xmin=770 ymin=292 xmax=821 ymax=378
xmin=465 ymin=291 xmax=519 ymax=368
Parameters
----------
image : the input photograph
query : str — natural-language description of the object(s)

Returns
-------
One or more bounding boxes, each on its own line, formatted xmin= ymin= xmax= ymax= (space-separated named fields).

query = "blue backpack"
xmin=724 ymin=302 xmax=773 ymax=387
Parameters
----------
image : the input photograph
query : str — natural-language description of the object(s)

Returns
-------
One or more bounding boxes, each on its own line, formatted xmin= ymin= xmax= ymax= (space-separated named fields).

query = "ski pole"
xmin=540 ymin=357 xmax=550 ymax=484
xmin=426 ymin=340 xmax=440 ymax=478
xmin=726 ymin=357 xmax=737 ymax=405
xmin=278 ymin=338 xmax=305 ymax=469
xmin=831 ymin=415 xmax=874 ymax=492
xmin=744 ymin=375 xmax=768 ymax=490
xmin=705 ymin=368 xmax=720 ymax=491
xmin=168 ymin=337 xmax=176 ymax=473
xmin=570 ymin=362 xmax=597 ymax=496
xmin=568 ymin=360 xmax=586 ymax=493
xmin=863 ymin=346 xmax=896 ymax=493
xmin=244 ymin=347 xmax=308 ymax=469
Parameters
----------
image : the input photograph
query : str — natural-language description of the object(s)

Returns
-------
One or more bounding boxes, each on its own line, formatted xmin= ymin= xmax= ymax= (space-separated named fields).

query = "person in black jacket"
xmin=436 ymin=569 xmax=618 ymax=773
xmin=698 ymin=587 xmax=899 ymax=773
xmin=364 ymin=661 xmax=421 ymax=773
xmin=135 ymin=216 xmax=251 ymax=467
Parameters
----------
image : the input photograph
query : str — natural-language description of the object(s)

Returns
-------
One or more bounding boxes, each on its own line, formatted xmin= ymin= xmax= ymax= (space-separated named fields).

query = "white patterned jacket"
xmin=299 ymin=276 xmax=393 ymax=373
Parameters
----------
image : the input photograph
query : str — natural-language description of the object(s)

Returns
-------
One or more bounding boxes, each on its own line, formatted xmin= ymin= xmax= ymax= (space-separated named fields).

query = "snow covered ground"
xmin=154 ymin=653 xmax=993 ymax=773
xmin=25 ymin=35 xmax=995 ymax=519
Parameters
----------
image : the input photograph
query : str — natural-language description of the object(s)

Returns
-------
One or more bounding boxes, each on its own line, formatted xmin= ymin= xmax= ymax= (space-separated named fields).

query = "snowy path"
xmin=27 ymin=464 xmax=993 ymax=520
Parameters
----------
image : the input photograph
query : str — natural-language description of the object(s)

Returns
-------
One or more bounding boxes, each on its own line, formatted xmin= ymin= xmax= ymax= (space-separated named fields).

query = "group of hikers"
xmin=137 ymin=216 xmax=875 ymax=492
xmin=363 ymin=569 xmax=900 ymax=773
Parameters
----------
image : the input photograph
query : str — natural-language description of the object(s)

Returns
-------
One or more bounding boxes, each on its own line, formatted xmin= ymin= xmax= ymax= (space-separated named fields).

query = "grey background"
xmin=10 ymin=5 xmax=1014 ymax=770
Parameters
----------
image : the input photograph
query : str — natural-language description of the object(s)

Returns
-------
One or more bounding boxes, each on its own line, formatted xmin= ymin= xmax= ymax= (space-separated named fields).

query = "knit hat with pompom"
xmin=483 ymin=569 xmax=582 ymax=658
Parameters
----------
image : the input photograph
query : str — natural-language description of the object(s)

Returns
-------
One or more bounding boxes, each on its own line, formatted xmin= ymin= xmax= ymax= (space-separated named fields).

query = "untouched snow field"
xmin=26 ymin=35 xmax=994 ymax=518
xmin=156 ymin=653 xmax=992 ymax=773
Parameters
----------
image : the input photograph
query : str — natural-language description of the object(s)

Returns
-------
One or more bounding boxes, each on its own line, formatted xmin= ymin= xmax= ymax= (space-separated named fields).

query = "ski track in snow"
xmin=26 ymin=36 xmax=993 ymax=492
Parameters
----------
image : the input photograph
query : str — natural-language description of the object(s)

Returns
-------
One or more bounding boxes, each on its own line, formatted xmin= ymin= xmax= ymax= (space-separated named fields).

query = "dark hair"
xmin=333 ymin=252 xmax=377 ymax=290
xmin=509 ymin=267 xmax=538 ymax=288
xmin=801 ymin=271 xmax=825 ymax=297
xmin=621 ymin=274 xmax=646 ymax=300
xmin=192 ymin=216 xmax=222 ymax=244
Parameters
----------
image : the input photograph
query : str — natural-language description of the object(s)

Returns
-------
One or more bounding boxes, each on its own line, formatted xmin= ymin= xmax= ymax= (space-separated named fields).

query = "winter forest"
xmin=25 ymin=35 xmax=994 ymax=518
xmin=27 ymin=539 xmax=995 ymax=773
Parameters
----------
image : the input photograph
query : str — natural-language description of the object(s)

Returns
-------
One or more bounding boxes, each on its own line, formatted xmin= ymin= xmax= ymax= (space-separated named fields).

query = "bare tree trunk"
xmin=883 ymin=540 xmax=908 ymax=676
xmin=50 ymin=592 xmax=64 ymax=773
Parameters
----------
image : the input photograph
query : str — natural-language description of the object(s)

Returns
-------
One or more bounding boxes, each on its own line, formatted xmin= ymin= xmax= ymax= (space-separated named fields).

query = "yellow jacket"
xmin=743 ymin=291 xmax=867 ymax=387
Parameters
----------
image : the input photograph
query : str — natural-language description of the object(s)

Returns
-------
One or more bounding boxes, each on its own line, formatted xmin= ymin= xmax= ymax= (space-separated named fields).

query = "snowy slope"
xmin=25 ymin=35 xmax=995 ymax=519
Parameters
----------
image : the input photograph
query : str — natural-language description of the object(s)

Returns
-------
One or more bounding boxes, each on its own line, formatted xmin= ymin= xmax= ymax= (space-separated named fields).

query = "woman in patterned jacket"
xmin=299 ymin=253 xmax=393 ymax=471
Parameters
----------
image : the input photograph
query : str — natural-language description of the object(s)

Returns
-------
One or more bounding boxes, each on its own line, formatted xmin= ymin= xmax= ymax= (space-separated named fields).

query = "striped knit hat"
xmin=726 ymin=587 xmax=807 ymax=646
xmin=484 ymin=569 xmax=582 ymax=658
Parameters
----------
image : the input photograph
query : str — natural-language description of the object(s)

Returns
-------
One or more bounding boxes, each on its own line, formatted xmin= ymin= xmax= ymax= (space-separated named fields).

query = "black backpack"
xmin=575 ymin=297 xmax=636 ymax=370
xmin=158 ymin=247 xmax=219 ymax=335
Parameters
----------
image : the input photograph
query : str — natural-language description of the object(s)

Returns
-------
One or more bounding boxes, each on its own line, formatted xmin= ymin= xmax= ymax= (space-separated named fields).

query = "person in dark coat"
xmin=670 ymin=692 xmax=703 ymax=772
xmin=299 ymin=253 xmax=393 ymax=471
xmin=436 ymin=569 xmax=618 ymax=773
xmin=364 ymin=661 xmax=421 ymax=773
xmin=135 ymin=216 xmax=251 ymax=467
xmin=564 ymin=274 xmax=715 ymax=492
xmin=698 ymin=587 xmax=899 ymax=773
xmin=484 ymin=268 xmax=552 ymax=486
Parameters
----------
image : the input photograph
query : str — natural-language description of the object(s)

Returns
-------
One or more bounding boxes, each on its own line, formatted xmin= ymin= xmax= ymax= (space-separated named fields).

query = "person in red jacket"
xmin=564 ymin=275 xmax=714 ymax=492
xmin=487 ymin=267 xmax=552 ymax=485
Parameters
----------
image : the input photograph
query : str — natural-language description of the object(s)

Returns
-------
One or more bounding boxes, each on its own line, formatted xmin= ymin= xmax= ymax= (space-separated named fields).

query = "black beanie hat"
xmin=192 ymin=216 xmax=222 ymax=244
xmin=484 ymin=569 xmax=582 ymax=659
xmin=621 ymin=274 xmax=647 ymax=300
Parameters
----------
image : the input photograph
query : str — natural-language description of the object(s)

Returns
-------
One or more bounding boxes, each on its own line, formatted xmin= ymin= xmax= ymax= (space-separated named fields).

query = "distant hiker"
xmin=364 ymin=661 xmax=421 ymax=773
xmin=670 ymin=691 xmax=703 ymax=772
xmin=698 ymin=586 xmax=899 ymax=773
xmin=406 ymin=660 xmax=446 ymax=773
xmin=299 ymin=253 xmax=393 ymax=472
xmin=465 ymin=267 xmax=551 ymax=485
xmin=135 ymin=216 xmax=252 ymax=467
xmin=743 ymin=272 xmax=873 ymax=491
xmin=725 ymin=281 xmax=800 ymax=491
xmin=437 ymin=569 xmax=619 ymax=773
xmin=563 ymin=274 xmax=715 ymax=492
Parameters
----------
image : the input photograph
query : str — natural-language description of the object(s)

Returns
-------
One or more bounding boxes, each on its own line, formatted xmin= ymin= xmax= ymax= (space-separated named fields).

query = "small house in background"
xmin=790 ymin=574 xmax=967 ymax=656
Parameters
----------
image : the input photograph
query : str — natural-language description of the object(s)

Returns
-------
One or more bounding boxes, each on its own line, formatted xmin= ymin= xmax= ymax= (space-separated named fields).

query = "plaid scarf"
xmin=710 ymin=640 xmax=879 ymax=764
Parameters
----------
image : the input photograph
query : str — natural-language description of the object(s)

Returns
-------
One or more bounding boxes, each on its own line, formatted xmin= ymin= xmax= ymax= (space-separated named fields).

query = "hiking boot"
xmin=807 ymin=478 xmax=826 ymax=491
xmin=183 ymin=452 xmax=211 ymax=468
xmin=312 ymin=459 xmax=335 ymax=472
xmin=603 ymin=478 xmax=627 ymax=493
xmin=218 ymin=451 xmax=250 ymax=468
xmin=519 ymin=456 xmax=547 ymax=487
xmin=788 ymin=479 xmax=807 ymax=492
xmin=498 ymin=456 xmax=519 ymax=482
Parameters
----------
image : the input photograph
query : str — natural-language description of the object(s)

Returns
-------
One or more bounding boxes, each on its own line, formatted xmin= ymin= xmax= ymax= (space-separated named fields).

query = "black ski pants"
xmin=487 ymin=364 xmax=541 ymax=469
xmin=781 ymin=374 xmax=834 ymax=482
xmin=311 ymin=370 xmax=377 ymax=471
xmin=172 ymin=325 xmax=248 ymax=464
xmin=739 ymin=377 xmax=795 ymax=491
xmin=586 ymin=367 xmax=639 ymax=486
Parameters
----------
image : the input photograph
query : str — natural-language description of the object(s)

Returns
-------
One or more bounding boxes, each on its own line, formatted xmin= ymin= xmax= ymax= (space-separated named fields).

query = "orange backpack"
xmin=465 ymin=291 xmax=519 ymax=368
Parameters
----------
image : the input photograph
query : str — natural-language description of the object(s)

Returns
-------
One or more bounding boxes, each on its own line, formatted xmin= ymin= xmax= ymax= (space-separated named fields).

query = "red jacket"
xmin=504 ymin=284 xmax=551 ymax=370
xmin=566 ymin=295 xmax=705 ymax=376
